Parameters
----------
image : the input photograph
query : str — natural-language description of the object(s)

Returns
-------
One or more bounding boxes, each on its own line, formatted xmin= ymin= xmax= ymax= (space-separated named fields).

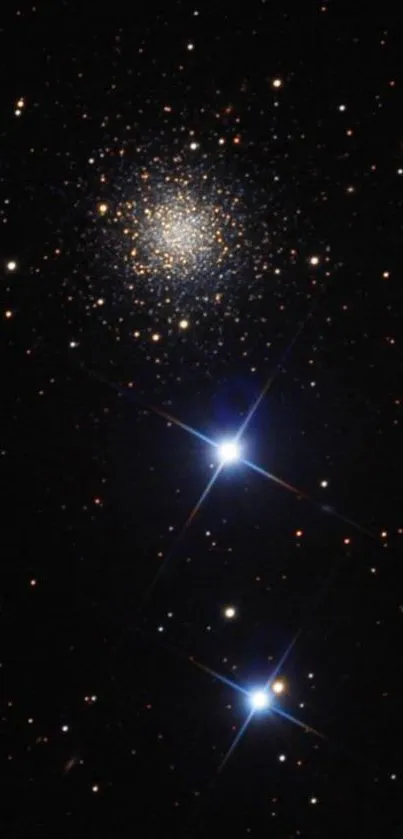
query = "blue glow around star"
xmin=249 ymin=689 xmax=272 ymax=711
xmin=217 ymin=439 xmax=241 ymax=464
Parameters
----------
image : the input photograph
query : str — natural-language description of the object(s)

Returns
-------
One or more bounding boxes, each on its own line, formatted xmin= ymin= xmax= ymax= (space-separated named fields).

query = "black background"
xmin=1 ymin=2 xmax=403 ymax=837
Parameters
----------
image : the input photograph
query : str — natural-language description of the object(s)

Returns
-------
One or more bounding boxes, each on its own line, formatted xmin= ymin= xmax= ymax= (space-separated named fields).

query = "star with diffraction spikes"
xmin=186 ymin=629 xmax=326 ymax=777
xmin=80 ymin=298 xmax=378 ymax=606
xmin=143 ymin=318 xmax=378 ymax=599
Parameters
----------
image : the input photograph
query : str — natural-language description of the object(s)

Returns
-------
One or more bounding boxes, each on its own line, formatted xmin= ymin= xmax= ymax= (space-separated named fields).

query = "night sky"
xmin=2 ymin=2 xmax=403 ymax=837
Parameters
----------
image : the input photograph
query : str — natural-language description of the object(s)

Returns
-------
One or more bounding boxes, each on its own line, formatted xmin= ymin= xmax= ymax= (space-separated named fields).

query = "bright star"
xmin=250 ymin=689 xmax=271 ymax=710
xmin=218 ymin=440 xmax=241 ymax=464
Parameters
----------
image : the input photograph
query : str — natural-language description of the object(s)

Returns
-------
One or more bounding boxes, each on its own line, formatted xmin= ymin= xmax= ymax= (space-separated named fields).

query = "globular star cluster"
xmin=2 ymin=3 xmax=403 ymax=839
xmin=90 ymin=152 xmax=251 ymax=329
xmin=73 ymin=142 xmax=275 ymax=383
xmin=100 ymin=166 xmax=245 ymax=287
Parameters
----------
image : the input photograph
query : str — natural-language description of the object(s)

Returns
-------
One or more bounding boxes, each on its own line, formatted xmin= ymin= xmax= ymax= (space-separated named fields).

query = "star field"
xmin=97 ymin=161 xmax=246 ymax=285
xmin=1 ymin=3 xmax=403 ymax=838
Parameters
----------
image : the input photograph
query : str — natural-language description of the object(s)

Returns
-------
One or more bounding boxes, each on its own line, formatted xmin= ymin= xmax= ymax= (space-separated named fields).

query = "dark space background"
xmin=1 ymin=2 xmax=403 ymax=837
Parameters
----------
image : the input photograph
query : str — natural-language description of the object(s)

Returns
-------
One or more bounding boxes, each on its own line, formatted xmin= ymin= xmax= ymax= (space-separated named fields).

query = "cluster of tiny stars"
xmin=2 ymin=4 xmax=402 ymax=837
